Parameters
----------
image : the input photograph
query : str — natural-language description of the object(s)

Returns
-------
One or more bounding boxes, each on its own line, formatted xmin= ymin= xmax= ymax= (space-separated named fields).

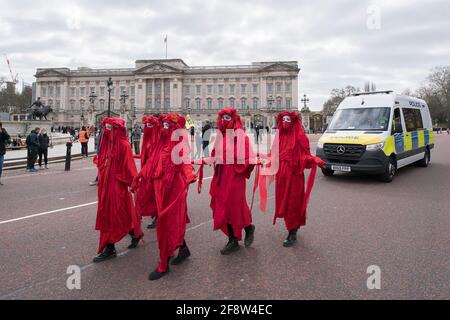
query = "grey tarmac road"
xmin=0 ymin=135 xmax=449 ymax=300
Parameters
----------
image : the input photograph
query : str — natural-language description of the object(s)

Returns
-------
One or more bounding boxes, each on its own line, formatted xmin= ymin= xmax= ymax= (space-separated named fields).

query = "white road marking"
xmin=0 ymin=176 xmax=215 ymax=226
xmin=0 ymin=202 xmax=98 ymax=226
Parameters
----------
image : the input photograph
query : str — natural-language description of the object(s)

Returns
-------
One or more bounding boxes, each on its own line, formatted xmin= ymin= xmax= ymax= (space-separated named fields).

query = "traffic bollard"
xmin=65 ymin=141 xmax=72 ymax=171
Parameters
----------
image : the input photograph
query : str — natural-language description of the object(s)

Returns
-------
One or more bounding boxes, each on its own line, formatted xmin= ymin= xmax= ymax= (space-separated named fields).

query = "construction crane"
xmin=4 ymin=54 xmax=19 ymax=84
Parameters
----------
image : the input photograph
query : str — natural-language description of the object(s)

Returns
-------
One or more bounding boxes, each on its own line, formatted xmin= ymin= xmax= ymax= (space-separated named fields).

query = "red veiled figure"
xmin=148 ymin=113 xmax=197 ymax=280
xmin=201 ymin=108 xmax=256 ymax=255
xmin=260 ymin=111 xmax=324 ymax=247
xmin=93 ymin=117 xmax=143 ymax=262
xmin=133 ymin=116 xmax=160 ymax=229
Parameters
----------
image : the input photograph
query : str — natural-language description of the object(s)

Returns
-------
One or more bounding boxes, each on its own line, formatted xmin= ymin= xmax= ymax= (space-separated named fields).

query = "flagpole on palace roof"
xmin=164 ymin=34 xmax=167 ymax=59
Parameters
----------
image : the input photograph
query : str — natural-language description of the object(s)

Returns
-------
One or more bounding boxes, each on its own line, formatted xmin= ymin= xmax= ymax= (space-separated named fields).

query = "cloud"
xmin=0 ymin=0 xmax=449 ymax=110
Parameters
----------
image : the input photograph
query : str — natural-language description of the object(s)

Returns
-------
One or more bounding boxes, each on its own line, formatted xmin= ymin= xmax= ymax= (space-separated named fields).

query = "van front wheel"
xmin=380 ymin=157 xmax=396 ymax=183
xmin=417 ymin=149 xmax=430 ymax=167
xmin=321 ymin=168 xmax=335 ymax=177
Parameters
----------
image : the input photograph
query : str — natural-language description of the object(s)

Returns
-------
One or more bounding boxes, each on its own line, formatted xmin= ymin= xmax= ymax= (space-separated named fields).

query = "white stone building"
xmin=34 ymin=59 xmax=300 ymax=128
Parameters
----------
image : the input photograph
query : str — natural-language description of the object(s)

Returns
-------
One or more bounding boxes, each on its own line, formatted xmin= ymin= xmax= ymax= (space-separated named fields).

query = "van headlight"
xmin=366 ymin=142 xmax=384 ymax=151
xmin=317 ymin=140 xmax=324 ymax=148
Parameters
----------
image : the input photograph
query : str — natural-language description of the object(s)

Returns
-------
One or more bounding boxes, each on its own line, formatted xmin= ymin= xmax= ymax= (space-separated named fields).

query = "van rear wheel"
xmin=321 ymin=168 xmax=334 ymax=177
xmin=380 ymin=157 xmax=396 ymax=183
xmin=417 ymin=149 xmax=430 ymax=167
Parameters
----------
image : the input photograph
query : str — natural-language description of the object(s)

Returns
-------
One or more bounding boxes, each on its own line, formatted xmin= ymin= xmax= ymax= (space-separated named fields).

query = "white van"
xmin=316 ymin=91 xmax=434 ymax=182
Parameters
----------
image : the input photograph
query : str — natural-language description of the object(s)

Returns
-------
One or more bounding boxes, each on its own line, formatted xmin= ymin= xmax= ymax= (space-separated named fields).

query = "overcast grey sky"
xmin=1 ymin=0 xmax=449 ymax=110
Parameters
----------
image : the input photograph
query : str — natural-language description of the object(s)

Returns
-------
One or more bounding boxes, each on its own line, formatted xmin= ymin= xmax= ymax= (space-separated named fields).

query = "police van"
xmin=316 ymin=91 xmax=434 ymax=182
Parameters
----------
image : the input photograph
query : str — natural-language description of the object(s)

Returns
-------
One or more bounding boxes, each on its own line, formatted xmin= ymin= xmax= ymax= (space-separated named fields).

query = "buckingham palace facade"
xmin=33 ymin=59 xmax=299 ymax=128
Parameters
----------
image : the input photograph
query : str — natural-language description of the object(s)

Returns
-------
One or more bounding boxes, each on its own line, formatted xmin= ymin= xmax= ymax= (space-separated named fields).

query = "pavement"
xmin=4 ymin=139 xmax=96 ymax=161
xmin=0 ymin=134 xmax=448 ymax=300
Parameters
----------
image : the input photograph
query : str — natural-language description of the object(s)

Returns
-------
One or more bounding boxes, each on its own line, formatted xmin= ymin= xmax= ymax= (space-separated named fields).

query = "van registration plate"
xmin=331 ymin=165 xmax=351 ymax=172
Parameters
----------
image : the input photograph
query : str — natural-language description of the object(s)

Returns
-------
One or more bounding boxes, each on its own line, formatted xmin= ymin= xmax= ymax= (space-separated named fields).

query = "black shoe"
xmin=128 ymin=234 xmax=143 ymax=249
xmin=147 ymin=217 xmax=157 ymax=229
xmin=283 ymin=230 xmax=298 ymax=247
xmin=220 ymin=238 xmax=240 ymax=255
xmin=148 ymin=268 xmax=169 ymax=281
xmin=171 ymin=245 xmax=191 ymax=265
xmin=93 ymin=245 xmax=117 ymax=262
xmin=244 ymin=224 xmax=255 ymax=247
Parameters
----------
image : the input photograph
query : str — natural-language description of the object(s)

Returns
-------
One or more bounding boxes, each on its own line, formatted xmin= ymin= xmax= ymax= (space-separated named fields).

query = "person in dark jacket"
xmin=26 ymin=127 xmax=40 ymax=172
xmin=201 ymin=121 xmax=212 ymax=157
xmin=38 ymin=129 xmax=50 ymax=169
xmin=0 ymin=122 xmax=11 ymax=185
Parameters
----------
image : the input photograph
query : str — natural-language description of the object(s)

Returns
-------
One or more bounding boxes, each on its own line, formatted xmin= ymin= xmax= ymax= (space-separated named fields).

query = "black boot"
xmin=244 ymin=224 xmax=255 ymax=247
xmin=220 ymin=238 xmax=240 ymax=255
xmin=149 ymin=259 xmax=170 ymax=281
xmin=128 ymin=230 xmax=143 ymax=249
xmin=147 ymin=217 xmax=157 ymax=229
xmin=283 ymin=229 xmax=298 ymax=247
xmin=93 ymin=244 xmax=117 ymax=263
xmin=171 ymin=241 xmax=191 ymax=265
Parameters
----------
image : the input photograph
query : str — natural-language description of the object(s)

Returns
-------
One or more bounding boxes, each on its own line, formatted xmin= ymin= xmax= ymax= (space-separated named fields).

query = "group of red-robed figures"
xmin=92 ymin=108 xmax=324 ymax=281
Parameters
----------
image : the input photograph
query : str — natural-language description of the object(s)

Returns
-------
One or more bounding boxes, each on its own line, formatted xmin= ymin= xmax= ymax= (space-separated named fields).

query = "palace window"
xmin=218 ymin=85 xmax=224 ymax=95
xmin=80 ymin=100 xmax=85 ymax=110
xmin=184 ymin=85 xmax=190 ymax=95
xmin=207 ymin=85 xmax=212 ymax=95
xmin=48 ymin=87 xmax=54 ymax=97
xmin=285 ymin=83 xmax=291 ymax=93
xmin=100 ymin=100 xmax=105 ymax=111
xmin=218 ymin=98 xmax=224 ymax=109
xmin=195 ymin=98 xmax=201 ymax=110
xmin=241 ymin=98 xmax=247 ymax=110
xmin=56 ymin=100 xmax=61 ymax=110
xmin=229 ymin=84 xmax=235 ymax=95
xmin=100 ymin=87 xmax=105 ymax=96
xmin=146 ymin=99 xmax=152 ymax=109
xmin=185 ymin=99 xmax=190 ymax=109
xmin=276 ymin=98 xmax=282 ymax=109
xmin=276 ymin=82 xmax=282 ymax=93
xmin=70 ymin=100 xmax=75 ymax=111
xmin=241 ymin=84 xmax=247 ymax=94
xmin=229 ymin=97 xmax=235 ymax=108
xmin=286 ymin=98 xmax=291 ymax=109
xmin=207 ymin=98 xmax=212 ymax=110
xmin=56 ymin=86 xmax=61 ymax=98
xmin=253 ymin=98 xmax=258 ymax=110
xmin=266 ymin=83 xmax=273 ymax=94
xmin=80 ymin=87 xmax=85 ymax=97
xmin=196 ymin=85 xmax=201 ymax=95
xmin=41 ymin=87 xmax=47 ymax=97
xmin=253 ymin=84 xmax=258 ymax=94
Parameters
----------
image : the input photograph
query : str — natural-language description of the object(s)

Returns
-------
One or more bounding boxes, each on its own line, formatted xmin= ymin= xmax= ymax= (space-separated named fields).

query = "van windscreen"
xmin=328 ymin=107 xmax=391 ymax=131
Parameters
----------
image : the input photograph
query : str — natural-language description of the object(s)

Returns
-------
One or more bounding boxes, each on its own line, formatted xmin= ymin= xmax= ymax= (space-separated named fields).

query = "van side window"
xmin=392 ymin=108 xmax=402 ymax=134
xmin=402 ymin=108 xmax=423 ymax=132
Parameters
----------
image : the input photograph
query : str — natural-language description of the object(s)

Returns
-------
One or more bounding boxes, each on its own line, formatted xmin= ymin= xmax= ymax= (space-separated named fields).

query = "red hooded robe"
xmin=151 ymin=114 xmax=196 ymax=272
xmin=261 ymin=111 xmax=324 ymax=231
xmin=209 ymin=108 xmax=256 ymax=240
xmin=94 ymin=118 xmax=141 ymax=253
xmin=133 ymin=116 xmax=160 ymax=218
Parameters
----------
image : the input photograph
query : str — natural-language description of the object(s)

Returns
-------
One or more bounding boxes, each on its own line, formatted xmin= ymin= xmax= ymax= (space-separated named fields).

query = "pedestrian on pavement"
xmin=202 ymin=120 xmax=212 ymax=157
xmin=258 ymin=112 xmax=325 ymax=247
xmin=131 ymin=125 xmax=142 ymax=155
xmin=93 ymin=118 xmax=142 ymax=263
xmin=0 ymin=122 xmax=11 ymax=185
xmin=89 ymin=125 xmax=103 ymax=186
xmin=26 ymin=127 xmax=40 ymax=172
xmin=194 ymin=108 xmax=256 ymax=255
xmin=38 ymin=129 xmax=50 ymax=169
xmin=79 ymin=126 xmax=89 ymax=158
xmin=194 ymin=128 xmax=202 ymax=159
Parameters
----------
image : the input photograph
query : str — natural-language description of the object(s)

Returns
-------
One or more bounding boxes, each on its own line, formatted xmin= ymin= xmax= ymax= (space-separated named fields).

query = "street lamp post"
xmin=106 ymin=77 xmax=113 ymax=118
xmin=88 ymin=91 xmax=97 ymax=126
